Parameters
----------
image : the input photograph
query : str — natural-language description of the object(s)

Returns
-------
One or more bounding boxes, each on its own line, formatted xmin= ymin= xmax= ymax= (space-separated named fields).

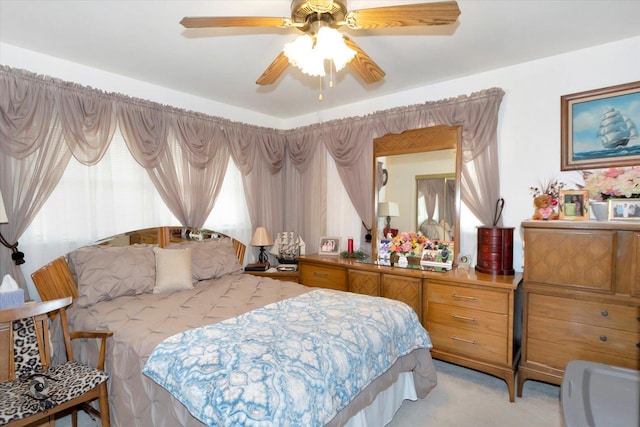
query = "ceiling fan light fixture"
xmin=283 ymin=27 xmax=356 ymax=77
xmin=315 ymin=27 xmax=356 ymax=71
xmin=283 ymin=34 xmax=326 ymax=77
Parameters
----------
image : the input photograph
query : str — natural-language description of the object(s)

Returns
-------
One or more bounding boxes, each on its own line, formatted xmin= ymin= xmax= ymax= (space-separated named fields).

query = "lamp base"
xmin=258 ymin=246 xmax=268 ymax=264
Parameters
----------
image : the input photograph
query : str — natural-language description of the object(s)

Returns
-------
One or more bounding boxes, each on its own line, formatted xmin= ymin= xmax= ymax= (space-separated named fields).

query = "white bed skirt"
xmin=344 ymin=372 xmax=417 ymax=427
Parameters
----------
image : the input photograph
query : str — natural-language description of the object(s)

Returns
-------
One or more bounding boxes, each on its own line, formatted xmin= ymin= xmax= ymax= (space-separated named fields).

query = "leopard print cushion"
xmin=13 ymin=317 xmax=43 ymax=379
xmin=0 ymin=361 xmax=109 ymax=424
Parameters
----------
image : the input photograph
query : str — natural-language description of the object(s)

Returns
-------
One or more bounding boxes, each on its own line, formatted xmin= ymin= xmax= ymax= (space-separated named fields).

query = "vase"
xmin=590 ymin=202 xmax=608 ymax=221
xmin=397 ymin=254 xmax=409 ymax=267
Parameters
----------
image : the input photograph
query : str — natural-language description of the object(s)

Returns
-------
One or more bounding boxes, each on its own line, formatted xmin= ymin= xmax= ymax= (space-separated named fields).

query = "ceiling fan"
xmin=180 ymin=1 xmax=461 ymax=86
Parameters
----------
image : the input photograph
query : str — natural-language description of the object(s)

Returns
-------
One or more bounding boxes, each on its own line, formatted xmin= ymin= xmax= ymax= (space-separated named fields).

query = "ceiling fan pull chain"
xmin=318 ymin=76 xmax=323 ymax=101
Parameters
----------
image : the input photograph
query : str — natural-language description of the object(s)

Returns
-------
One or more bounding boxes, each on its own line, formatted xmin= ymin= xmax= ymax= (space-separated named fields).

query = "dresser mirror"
xmin=372 ymin=125 xmax=462 ymax=261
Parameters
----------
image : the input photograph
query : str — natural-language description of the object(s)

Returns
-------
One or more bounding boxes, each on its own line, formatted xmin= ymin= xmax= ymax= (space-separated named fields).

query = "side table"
xmin=244 ymin=270 xmax=300 ymax=283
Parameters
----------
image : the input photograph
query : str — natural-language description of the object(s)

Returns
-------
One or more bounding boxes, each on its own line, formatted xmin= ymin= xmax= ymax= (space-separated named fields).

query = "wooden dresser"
xmin=298 ymin=254 xmax=522 ymax=401
xmin=518 ymin=220 xmax=640 ymax=396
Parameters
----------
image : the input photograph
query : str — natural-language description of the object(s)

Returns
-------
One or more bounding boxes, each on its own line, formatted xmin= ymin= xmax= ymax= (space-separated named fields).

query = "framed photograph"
xmin=560 ymin=81 xmax=640 ymax=171
xmin=319 ymin=236 xmax=341 ymax=255
xmin=558 ymin=190 xmax=590 ymax=220
xmin=378 ymin=239 xmax=391 ymax=259
xmin=608 ymin=198 xmax=640 ymax=221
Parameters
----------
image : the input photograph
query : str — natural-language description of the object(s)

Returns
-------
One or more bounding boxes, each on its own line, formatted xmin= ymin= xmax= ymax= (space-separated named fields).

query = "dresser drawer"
xmin=429 ymin=322 xmax=508 ymax=365
xmin=526 ymin=337 xmax=640 ymax=371
xmin=300 ymin=264 xmax=347 ymax=291
xmin=529 ymin=293 xmax=640 ymax=332
xmin=524 ymin=228 xmax=615 ymax=292
xmin=348 ymin=270 xmax=380 ymax=296
xmin=427 ymin=302 xmax=508 ymax=337
xmin=528 ymin=314 xmax=640 ymax=361
xmin=382 ymin=274 xmax=422 ymax=321
xmin=428 ymin=282 xmax=508 ymax=314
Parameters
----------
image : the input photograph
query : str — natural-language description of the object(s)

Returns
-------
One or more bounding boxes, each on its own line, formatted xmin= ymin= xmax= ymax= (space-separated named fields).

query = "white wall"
xmin=2 ymin=36 xmax=639 ymax=270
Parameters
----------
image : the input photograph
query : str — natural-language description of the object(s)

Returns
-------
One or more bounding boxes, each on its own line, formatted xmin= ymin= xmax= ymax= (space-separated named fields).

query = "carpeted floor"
xmin=57 ymin=359 xmax=563 ymax=426
xmin=388 ymin=359 xmax=562 ymax=427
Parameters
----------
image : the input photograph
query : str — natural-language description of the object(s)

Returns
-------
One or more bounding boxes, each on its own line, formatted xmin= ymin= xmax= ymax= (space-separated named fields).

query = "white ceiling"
xmin=1 ymin=1 xmax=639 ymax=120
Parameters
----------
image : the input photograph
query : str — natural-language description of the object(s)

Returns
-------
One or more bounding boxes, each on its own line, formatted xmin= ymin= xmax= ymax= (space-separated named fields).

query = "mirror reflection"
xmin=372 ymin=125 xmax=461 ymax=261
xmin=416 ymin=173 xmax=456 ymax=242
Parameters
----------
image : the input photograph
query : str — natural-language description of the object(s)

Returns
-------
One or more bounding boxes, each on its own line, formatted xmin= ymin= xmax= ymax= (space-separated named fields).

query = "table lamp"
xmin=378 ymin=201 xmax=399 ymax=238
xmin=251 ymin=227 xmax=274 ymax=263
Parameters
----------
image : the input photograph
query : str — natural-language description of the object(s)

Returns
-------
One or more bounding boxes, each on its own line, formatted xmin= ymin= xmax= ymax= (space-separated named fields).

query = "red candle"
xmin=348 ymin=238 xmax=354 ymax=253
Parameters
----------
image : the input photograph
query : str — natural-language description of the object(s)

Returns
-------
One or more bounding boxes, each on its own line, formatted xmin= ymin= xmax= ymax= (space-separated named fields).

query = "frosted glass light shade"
xmin=283 ymin=27 xmax=356 ymax=77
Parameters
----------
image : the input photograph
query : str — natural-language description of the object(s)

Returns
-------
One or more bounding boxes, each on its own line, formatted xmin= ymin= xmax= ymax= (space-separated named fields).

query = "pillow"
xmin=167 ymin=238 xmax=242 ymax=281
xmin=68 ymin=245 xmax=156 ymax=308
xmin=153 ymin=247 xmax=193 ymax=293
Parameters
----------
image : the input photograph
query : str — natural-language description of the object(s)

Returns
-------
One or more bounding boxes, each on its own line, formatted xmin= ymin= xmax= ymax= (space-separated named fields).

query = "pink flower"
xmin=390 ymin=231 xmax=429 ymax=256
xmin=581 ymin=167 xmax=640 ymax=201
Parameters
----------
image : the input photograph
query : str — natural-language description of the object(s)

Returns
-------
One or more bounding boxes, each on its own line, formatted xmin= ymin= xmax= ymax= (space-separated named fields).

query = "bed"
xmin=32 ymin=227 xmax=437 ymax=427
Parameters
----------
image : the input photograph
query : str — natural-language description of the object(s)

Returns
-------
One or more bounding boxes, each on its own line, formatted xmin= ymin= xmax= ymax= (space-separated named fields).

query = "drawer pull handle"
xmin=636 ymin=343 xmax=640 ymax=348
xmin=451 ymin=314 xmax=477 ymax=322
xmin=313 ymin=272 xmax=329 ymax=278
xmin=451 ymin=336 xmax=476 ymax=344
xmin=600 ymin=335 xmax=607 ymax=342
xmin=452 ymin=293 xmax=478 ymax=301
xmin=601 ymin=310 xmax=608 ymax=317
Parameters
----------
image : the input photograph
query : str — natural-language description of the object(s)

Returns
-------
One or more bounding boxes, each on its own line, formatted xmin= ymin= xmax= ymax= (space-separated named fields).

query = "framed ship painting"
xmin=561 ymin=81 xmax=640 ymax=171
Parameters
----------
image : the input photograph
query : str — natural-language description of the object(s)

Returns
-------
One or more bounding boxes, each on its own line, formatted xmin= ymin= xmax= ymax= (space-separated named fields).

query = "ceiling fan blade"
xmin=343 ymin=38 xmax=385 ymax=84
xmin=180 ymin=16 xmax=291 ymax=29
xmin=345 ymin=1 xmax=460 ymax=29
xmin=256 ymin=51 xmax=290 ymax=85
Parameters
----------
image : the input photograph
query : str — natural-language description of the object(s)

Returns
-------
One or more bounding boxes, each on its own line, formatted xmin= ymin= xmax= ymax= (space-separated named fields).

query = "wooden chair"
xmin=0 ymin=297 xmax=113 ymax=426
xmin=31 ymin=256 xmax=78 ymax=302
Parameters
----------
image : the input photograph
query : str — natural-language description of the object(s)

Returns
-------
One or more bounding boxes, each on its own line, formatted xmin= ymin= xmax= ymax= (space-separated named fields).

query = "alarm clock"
xmin=457 ymin=253 xmax=472 ymax=270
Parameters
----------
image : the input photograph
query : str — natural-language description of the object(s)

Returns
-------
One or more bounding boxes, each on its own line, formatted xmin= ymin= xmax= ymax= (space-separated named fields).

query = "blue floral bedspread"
xmin=142 ymin=289 xmax=432 ymax=427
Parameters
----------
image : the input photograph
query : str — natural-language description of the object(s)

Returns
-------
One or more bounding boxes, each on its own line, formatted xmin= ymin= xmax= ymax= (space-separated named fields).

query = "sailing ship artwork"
xmin=566 ymin=84 xmax=640 ymax=168
xmin=270 ymin=231 xmax=305 ymax=263
xmin=598 ymin=108 xmax=638 ymax=149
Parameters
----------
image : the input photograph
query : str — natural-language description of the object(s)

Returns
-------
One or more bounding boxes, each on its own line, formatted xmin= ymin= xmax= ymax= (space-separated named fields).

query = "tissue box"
xmin=0 ymin=289 xmax=25 ymax=310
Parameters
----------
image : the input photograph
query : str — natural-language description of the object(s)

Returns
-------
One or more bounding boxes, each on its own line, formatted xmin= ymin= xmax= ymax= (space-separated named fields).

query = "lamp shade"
xmin=378 ymin=202 xmax=399 ymax=217
xmin=250 ymin=227 xmax=274 ymax=247
xmin=0 ymin=190 xmax=7 ymax=224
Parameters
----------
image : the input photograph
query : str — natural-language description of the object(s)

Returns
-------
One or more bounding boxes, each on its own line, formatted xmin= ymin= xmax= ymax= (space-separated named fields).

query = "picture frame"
xmin=608 ymin=198 xmax=640 ymax=221
xmin=378 ymin=239 xmax=391 ymax=259
xmin=560 ymin=81 xmax=640 ymax=171
xmin=558 ymin=190 xmax=590 ymax=220
xmin=319 ymin=236 xmax=341 ymax=255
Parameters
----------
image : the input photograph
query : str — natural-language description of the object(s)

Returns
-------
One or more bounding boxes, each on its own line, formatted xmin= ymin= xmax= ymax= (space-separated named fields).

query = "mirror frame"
xmin=372 ymin=125 xmax=463 ymax=262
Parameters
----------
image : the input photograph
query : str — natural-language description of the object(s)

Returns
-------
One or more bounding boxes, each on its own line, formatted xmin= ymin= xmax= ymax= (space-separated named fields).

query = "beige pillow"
xmin=167 ymin=238 xmax=242 ymax=281
xmin=153 ymin=247 xmax=193 ymax=294
xmin=69 ymin=244 xmax=156 ymax=308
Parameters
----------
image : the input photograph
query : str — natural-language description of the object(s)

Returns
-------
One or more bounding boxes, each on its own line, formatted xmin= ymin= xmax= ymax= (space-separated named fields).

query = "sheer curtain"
xmin=19 ymin=131 xmax=251 ymax=300
xmin=19 ymin=130 xmax=174 ymax=299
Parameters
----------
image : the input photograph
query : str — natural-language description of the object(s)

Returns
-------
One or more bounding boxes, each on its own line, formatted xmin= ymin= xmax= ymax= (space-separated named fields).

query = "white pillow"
xmin=153 ymin=247 xmax=193 ymax=294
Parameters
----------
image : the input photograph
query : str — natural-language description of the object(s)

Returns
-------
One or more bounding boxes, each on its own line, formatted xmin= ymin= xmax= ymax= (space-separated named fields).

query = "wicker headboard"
xmin=31 ymin=226 xmax=246 ymax=302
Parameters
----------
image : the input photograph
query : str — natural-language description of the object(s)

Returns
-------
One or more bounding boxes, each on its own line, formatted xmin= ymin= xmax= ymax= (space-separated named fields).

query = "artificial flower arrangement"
xmin=390 ymin=232 xmax=429 ymax=256
xmin=529 ymin=178 xmax=565 ymax=208
xmin=581 ymin=166 xmax=640 ymax=201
